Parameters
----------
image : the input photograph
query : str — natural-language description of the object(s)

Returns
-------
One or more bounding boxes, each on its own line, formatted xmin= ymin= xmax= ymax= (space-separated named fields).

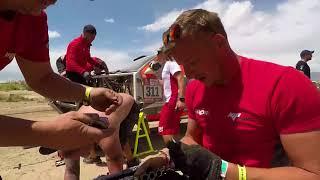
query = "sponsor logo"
xmin=158 ymin=126 xmax=164 ymax=133
xmin=195 ymin=109 xmax=209 ymax=116
xmin=228 ymin=112 xmax=256 ymax=122
xmin=227 ymin=112 xmax=241 ymax=121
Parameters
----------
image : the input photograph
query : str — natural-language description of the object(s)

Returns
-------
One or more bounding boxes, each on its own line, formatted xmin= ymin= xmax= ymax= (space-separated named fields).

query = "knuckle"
xmin=66 ymin=111 xmax=77 ymax=117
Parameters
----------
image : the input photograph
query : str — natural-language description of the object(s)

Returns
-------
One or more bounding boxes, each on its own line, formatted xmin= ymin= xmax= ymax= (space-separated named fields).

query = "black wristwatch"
xmin=179 ymin=97 xmax=185 ymax=102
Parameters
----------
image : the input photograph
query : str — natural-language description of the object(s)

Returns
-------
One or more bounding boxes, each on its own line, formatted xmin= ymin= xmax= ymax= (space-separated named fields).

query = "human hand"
xmin=134 ymin=152 xmax=169 ymax=178
xmin=175 ymin=100 xmax=185 ymax=111
xmin=38 ymin=111 xmax=115 ymax=158
xmin=89 ymin=88 xmax=123 ymax=115
xmin=167 ymin=140 xmax=223 ymax=180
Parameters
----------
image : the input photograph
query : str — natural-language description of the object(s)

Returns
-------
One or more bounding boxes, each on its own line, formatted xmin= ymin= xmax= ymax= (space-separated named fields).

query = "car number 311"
xmin=144 ymin=85 xmax=162 ymax=99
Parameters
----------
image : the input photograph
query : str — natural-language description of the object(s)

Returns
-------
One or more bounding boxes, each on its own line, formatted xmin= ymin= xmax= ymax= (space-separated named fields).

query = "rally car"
xmin=50 ymin=54 xmax=185 ymax=119
xmin=91 ymin=55 xmax=164 ymax=115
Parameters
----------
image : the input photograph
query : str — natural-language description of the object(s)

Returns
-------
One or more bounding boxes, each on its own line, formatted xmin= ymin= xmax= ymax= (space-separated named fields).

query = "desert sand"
xmin=0 ymin=91 xmax=129 ymax=180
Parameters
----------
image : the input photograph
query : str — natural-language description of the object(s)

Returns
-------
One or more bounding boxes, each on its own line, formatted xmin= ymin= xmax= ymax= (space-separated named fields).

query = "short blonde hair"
xmin=173 ymin=9 xmax=227 ymax=38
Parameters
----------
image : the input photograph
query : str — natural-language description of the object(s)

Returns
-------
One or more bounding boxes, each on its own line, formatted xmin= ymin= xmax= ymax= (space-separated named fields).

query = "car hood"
xmin=109 ymin=55 xmax=156 ymax=74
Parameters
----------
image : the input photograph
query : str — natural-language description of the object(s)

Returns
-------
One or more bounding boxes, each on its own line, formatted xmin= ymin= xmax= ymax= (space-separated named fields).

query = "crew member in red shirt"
xmin=65 ymin=25 xmax=104 ymax=85
xmin=157 ymin=56 xmax=186 ymax=144
xmin=135 ymin=9 xmax=320 ymax=180
xmin=0 ymin=0 xmax=123 ymax=157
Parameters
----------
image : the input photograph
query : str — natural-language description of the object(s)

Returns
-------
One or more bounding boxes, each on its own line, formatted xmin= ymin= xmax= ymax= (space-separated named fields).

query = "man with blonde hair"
xmin=135 ymin=9 xmax=320 ymax=180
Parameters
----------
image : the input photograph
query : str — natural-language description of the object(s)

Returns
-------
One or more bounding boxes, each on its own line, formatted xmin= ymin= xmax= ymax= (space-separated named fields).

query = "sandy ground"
xmin=0 ymin=91 xmax=102 ymax=180
xmin=0 ymin=91 xmax=137 ymax=180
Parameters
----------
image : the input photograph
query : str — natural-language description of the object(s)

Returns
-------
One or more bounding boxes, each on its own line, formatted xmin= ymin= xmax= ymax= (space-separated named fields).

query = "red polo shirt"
xmin=0 ymin=11 xmax=49 ymax=70
xmin=65 ymin=35 xmax=99 ymax=75
xmin=185 ymin=56 xmax=320 ymax=168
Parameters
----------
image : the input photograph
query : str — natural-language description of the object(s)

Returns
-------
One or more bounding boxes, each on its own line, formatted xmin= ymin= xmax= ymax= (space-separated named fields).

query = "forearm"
xmin=100 ymin=134 xmax=124 ymax=173
xmin=180 ymin=135 xmax=199 ymax=145
xmin=0 ymin=115 xmax=47 ymax=147
xmin=178 ymin=136 xmax=318 ymax=179
xmin=30 ymin=71 xmax=86 ymax=102
xmin=89 ymin=57 xmax=100 ymax=66
xmin=177 ymin=75 xmax=185 ymax=97
xmin=100 ymin=139 xmax=123 ymax=158
xmin=225 ymin=163 xmax=319 ymax=180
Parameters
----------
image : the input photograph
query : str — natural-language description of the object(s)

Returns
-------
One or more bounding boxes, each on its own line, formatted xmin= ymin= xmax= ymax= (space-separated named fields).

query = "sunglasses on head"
xmin=161 ymin=24 xmax=182 ymax=53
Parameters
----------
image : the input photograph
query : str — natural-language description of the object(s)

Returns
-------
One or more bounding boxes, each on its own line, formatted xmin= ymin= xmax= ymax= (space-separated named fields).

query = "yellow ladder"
xmin=133 ymin=112 xmax=155 ymax=157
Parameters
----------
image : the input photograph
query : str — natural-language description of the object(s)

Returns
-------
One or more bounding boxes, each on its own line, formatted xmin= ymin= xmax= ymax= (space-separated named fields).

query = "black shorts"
xmin=119 ymin=101 xmax=140 ymax=146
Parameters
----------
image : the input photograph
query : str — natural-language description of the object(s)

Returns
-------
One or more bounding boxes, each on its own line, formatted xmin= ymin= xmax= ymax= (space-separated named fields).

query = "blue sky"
xmin=47 ymin=0 xmax=283 ymax=55
xmin=1 ymin=0 xmax=319 ymax=81
xmin=48 ymin=0 xmax=201 ymax=51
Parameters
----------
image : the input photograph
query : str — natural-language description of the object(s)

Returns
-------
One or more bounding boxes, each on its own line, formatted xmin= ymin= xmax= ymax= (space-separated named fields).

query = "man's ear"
xmin=211 ymin=34 xmax=227 ymax=48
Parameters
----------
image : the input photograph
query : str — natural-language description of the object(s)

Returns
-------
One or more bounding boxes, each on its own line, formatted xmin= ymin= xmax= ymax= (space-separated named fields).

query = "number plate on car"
xmin=144 ymin=85 xmax=162 ymax=99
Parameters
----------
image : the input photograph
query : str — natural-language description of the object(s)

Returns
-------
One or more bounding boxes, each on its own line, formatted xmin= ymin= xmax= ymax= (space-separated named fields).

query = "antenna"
xmin=133 ymin=55 xmax=147 ymax=61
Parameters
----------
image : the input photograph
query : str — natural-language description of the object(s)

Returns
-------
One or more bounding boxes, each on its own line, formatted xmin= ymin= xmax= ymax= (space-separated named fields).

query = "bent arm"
xmin=16 ymin=56 xmax=86 ymax=102
xmin=181 ymin=120 xmax=320 ymax=180
xmin=225 ymin=131 xmax=320 ymax=180
xmin=173 ymin=71 xmax=186 ymax=98
xmin=180 ymin=118 xmax=203 ymax=145
xmin=88 ymin=57 xmax=100 ymax=67
xmin=78 ymin=93 xmax=134 ymax=173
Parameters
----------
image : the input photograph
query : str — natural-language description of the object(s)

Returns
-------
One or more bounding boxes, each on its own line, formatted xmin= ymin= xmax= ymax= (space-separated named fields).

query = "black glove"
xmin=167 ymin=140 xmax=223 ymax=180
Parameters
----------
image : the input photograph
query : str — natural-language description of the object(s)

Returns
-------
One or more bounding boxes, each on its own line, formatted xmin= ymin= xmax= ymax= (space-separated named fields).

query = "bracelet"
xmin=83 ymin=87 xmax=92 ymax=105
xmin=237 ymin=165 xmax=247 ymax=180
xmin=220 ymin=160 xmax=229 ymax=178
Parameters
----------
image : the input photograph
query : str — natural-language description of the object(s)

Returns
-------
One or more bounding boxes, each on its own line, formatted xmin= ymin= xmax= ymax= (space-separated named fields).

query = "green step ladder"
xmin=133 ymin=112 xmax=155 ymax=157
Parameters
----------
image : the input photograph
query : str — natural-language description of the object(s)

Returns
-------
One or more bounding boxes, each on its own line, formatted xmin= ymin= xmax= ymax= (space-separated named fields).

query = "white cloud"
xmin=48 ymin=30 xmax=61 ymax=39
xmin=141 ymin=41 xmax=162 ymax=53
xmin=0 ymin=60 xmax=23 ymax=82
xmin=90 ymin=48 xmax=132 ymax=71
xmin=0 ymin=47 xmax=66 ymax=81
xmin=104 ymin=18 xmax=115 ymax=23
xmin=140 ymin=0 xmax=320 ymax=72
xmin=49 ymin=47 xmax=132 ymax=71
xmin=0 ymin=48 xmax=132 ymax=82
xmin=139 ymin=10 xmax=183 ymax=32
xmin=49 ymin=48 xmax=67 ymax=71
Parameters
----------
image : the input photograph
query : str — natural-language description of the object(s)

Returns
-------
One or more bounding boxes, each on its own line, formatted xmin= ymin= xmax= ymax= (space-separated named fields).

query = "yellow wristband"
xmin=238 ymin=165 xmax=247 ymax=180
xmin=84 ymin=87 xmax=92 ymax=103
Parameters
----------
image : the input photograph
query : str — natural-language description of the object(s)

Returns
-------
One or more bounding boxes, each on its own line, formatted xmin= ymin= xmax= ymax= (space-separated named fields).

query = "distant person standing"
xmin=296 ymin=50 xmax=314 ymax=79
xmin=157 ymin=57 xmax=186 ymax=144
